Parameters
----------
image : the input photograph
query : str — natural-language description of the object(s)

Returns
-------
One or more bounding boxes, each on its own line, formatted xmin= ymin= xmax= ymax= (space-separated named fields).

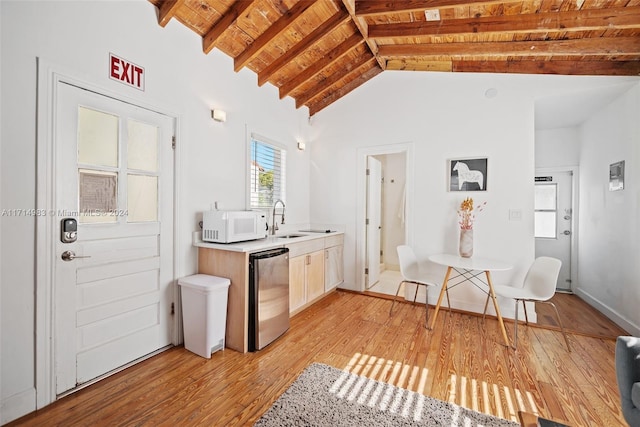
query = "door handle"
xmin=61 ymin=250 xmax=91 ymax=261
xmin=562 ymin=230 xmax=571 ymax=236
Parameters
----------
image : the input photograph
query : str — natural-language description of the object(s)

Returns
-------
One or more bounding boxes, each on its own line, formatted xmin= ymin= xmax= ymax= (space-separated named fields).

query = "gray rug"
xmin=254 ymin=363 xmax=519 ymax=426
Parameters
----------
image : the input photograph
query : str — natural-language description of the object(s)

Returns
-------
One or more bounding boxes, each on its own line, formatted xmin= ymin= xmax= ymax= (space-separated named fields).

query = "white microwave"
xmin=202 ymin=210 xmax=267 ymax=243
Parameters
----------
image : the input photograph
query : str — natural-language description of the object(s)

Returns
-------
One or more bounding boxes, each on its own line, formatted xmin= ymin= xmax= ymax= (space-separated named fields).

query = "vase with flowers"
xmin=457 ymin=197 xmax=486 ymax=258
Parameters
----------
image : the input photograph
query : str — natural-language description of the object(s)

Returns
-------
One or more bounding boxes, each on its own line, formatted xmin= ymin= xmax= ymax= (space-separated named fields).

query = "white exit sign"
xmin=109 ymin=53 xmax=145 ymax=91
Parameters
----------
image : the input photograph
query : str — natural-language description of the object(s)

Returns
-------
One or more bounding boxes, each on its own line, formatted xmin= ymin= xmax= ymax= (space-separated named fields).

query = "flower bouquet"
xmin=457 ymin=197 xmax=486 ymax=257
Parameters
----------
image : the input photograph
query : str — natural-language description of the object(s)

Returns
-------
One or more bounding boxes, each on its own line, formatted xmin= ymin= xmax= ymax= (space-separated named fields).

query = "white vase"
xmin=459 ymin=229 xmax=473 ymax=258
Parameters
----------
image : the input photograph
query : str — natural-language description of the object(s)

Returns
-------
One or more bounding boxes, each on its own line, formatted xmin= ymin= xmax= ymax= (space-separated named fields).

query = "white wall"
xmin=576 ymin=83 xmax=640 ymax=336
xmin=308 ymin=70 xmax=639 ymax=315
xmin=0 ymin=0 xmax=310 ymax=422
xmin=535 ymin=127 xmax=580 ymax=168
xmin=309 ymin=71 xmax=537 ymax=312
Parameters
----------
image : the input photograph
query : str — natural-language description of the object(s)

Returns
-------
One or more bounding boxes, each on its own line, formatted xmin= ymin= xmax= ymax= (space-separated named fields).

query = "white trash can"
xmin=178 ymin=274 xmax=231 ymax=358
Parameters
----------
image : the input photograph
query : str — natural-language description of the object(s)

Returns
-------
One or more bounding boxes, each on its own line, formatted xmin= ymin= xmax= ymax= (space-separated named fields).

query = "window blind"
xmin=249 ymin=134 xmax=286 ymax=209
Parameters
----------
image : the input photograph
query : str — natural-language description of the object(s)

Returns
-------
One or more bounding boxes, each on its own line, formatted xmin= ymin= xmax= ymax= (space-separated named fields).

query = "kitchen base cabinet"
xmin=289 ymin=250 xmax=325 ymax=314
xmin=287 ymin=237 xmax=328 ymax=315
xmin=289 ymin=255 xmax=306 ymax=312
xmin=324 ymin=235 xmax=344 ymax=291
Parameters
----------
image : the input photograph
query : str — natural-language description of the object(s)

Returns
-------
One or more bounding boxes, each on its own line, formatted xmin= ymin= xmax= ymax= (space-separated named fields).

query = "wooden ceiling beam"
xmin=452 ymin=59 xmax=640 ymax=76
xmin=203 ymin=0 xmax=255 ymax=54
xmin=158 ymin=0 xmax=185 ymax=27
xmin=295 ymin=54 xmax=375 ymax=109
xmin=378 ymin=37 xmax=640 ymax=58
xmin=341 ymin=0 xmax=385 ymax=70
xmin=354 ymin=0 xmax=522 ymax=16
xmin=258 ymin=9 xmax=351 ymax=86
xmin=279 ymin=34 xmax=364 ymax=100
xmin=233 ymin=1 xmax=315 ymax=72
xmin=369 ymin=6 xmax=640 ymax=39
xmin=308 ymin=64 xmax=382 ymax=116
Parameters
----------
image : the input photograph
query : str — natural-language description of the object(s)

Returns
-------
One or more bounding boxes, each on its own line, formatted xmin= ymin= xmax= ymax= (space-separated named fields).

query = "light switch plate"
xmin=509 ymin=209 xmax=522 ymax=221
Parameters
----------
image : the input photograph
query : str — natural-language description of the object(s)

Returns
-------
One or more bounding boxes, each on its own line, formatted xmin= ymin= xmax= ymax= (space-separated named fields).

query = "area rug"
xmin=254 ymin=363 xmax=519 ymax=427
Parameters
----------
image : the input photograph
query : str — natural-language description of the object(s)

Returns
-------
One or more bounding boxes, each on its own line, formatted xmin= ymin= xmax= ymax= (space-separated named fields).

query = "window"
xmin=249 ymin=133 xmax=286 ymax=209
xmin=534 ymin=183 xmax=557 ymax=238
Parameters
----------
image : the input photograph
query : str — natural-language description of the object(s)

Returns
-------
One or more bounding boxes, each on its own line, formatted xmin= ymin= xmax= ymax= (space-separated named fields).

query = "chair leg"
xmin=522 ymin=300 xmax=529 ymax=325
xmin=482 ymin=294 xmax=490 ymax=321
xmin=389 ymin=281 xmax=405 ymax=316
xmin=424 ymin=286 xmax=429 ymax=328
xmin=513 ymin=299 xmax=520 ymax=350
xmin=542 ymin=300 xmax=572 ymax=352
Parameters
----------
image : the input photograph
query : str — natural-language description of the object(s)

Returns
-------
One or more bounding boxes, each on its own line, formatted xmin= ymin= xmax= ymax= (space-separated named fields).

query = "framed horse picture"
xmin=449 ymin=157 xmax=488 ymax=191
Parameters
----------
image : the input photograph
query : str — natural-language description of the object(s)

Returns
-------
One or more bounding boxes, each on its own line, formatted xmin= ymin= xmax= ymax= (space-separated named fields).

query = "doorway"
xmin=356 ymin=143 xmax=413 ymax=293
xmin=36 ymin=65 xmax=178 ymax=409
xmin=534 ymin=168 xmax=578 ymax=292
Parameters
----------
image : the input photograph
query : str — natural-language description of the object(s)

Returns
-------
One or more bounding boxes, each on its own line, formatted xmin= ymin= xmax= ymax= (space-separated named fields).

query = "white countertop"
xmin=193 ymin=230 xmax=344 ymax=253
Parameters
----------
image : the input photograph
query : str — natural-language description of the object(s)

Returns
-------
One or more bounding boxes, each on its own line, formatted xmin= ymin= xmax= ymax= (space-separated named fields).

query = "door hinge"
xmin=365 ymin=268 xmax=369 ymax=274
xmin=171 ymin=302 xmax=175 ymax=315
xmin=171 ymin=136 xmax=176 ymax=149
xmin=366 ymin=169 xmax=370 ymax=176
xmin=366 ymin=218 xmax=369 ymax=225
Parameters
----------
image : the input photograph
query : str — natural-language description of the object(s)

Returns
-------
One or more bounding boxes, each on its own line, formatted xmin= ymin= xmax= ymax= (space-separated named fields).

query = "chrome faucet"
xmin=271 ymin=199 xmax=285 ymax=235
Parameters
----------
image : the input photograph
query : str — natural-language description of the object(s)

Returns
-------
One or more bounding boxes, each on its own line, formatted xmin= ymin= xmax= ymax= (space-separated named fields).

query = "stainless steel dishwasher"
xmin=248 ymin=247 xmax=290 ymax=351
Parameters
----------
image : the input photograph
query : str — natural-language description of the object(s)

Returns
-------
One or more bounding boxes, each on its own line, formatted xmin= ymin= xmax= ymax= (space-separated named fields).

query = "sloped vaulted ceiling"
xmin=149 ymin=0 xmax=640 ymax=116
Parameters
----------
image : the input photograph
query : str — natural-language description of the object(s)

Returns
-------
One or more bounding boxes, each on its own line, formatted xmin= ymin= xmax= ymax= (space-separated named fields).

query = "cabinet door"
xmin=306 ymin=250 xmax=325 ymax=302
xmin=325 ymin=245 xmax=344 ymax=291
xmin=289 ymin=255 xmax=306 ymax=313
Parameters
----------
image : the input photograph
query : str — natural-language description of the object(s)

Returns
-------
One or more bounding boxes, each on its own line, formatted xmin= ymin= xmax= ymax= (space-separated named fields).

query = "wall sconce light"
xmin=297 ymin=141 xmax=306 ymax=151
xmin=211 ymin=109 xmax=227 ymax=122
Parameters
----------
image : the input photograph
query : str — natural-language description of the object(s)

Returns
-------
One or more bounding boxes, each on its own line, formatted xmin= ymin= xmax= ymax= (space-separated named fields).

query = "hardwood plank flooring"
xmin=8 ymin=291 xmax=626 ymax=427
xmin=535 ymin=293 xmax=628 ymax=339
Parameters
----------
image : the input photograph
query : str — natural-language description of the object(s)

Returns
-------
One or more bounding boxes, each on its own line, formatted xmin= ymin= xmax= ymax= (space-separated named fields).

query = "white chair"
xmin=483 ymin=256 xmax=571 ymax=351
xmin=390 ymin=245 xmax=450 ymax=328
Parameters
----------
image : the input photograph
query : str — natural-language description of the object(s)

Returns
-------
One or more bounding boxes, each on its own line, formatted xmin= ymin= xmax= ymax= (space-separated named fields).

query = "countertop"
xmin=193 ymin=230 xmax=344 ymax=253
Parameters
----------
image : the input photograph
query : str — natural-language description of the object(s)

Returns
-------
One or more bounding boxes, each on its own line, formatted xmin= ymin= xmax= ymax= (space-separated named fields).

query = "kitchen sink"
xmin=277 ymin=234 xmax=306 ymax=239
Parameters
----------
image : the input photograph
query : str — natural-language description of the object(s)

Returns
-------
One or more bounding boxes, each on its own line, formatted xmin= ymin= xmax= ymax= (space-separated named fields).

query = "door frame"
xmin=355 ymin=142 xmax=414 ymax=292
xmin=535 ymin=166 xmax=579 ymax=292
xmin=35 ymin=58 xmax=182 ymax=408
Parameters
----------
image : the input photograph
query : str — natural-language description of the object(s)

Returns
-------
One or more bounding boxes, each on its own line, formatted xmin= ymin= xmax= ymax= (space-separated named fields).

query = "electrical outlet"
xmin=425 ymin=9 xmax=440 ymax=21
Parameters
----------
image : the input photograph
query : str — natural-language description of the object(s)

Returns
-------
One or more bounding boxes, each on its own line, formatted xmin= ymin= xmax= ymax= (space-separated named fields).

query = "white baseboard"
xmin=574 ymin=288 xmax=640 ymax=337
xmin=1 ymin=387 xmax=35 ymax=424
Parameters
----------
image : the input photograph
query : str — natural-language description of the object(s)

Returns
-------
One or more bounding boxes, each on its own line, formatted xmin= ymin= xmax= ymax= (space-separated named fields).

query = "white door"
xmin=54 ymin=82 xmax=175 ymax=394
xmin=366 ymin=157 xmax=382 ymax=289
xmin=534 ymin=171 xmax=573 ymax=292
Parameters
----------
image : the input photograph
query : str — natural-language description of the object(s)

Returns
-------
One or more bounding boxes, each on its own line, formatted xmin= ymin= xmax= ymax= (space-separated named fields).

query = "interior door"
xmin=366 ymin=156 xmax=382 ymax=289
xmin=54 ymin=82 xmax=175 ymax=394
xmin=534 ymin=171 xmax=573 ymax=292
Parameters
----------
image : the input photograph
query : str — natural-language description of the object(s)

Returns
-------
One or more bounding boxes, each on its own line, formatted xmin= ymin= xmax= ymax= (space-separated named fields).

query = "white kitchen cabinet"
xmin=324 ymin=234 xmax=344 ymax=291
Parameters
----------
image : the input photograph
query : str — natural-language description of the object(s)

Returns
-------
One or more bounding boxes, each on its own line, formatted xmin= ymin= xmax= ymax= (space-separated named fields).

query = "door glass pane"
xmin=78 ymin=169 xmax=117 ymax=223
xmin=535 ymin=211 xmax=556 ymax=238
xmin=78 ymin=107 xmax=118 ymax=167
xmin=128 ymin=119 xmax=158 ymax=172
xmin=534 ymin=184 xmax=556 ymax=210
xmin=127 ymin=174 xmax=157 ymax=222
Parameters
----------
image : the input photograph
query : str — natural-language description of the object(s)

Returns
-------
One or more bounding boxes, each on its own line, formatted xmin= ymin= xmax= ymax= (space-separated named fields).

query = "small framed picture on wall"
xmin=449 ymin=157 xmax=488 ymax=191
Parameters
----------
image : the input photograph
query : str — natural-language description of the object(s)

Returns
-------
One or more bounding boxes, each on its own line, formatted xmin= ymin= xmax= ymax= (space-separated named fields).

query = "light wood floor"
xmin=9 ymin=291 xmax=627 ymax=427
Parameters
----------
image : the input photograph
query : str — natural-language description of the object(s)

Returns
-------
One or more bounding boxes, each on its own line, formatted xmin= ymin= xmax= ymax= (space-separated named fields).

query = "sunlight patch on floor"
xmin=337 ymin=352 xmax=539 ymax=424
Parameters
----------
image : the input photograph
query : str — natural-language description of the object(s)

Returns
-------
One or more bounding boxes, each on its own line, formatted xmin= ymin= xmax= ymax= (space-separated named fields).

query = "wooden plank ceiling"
xmin=150 ymin=0 xmax=640 ymax=116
